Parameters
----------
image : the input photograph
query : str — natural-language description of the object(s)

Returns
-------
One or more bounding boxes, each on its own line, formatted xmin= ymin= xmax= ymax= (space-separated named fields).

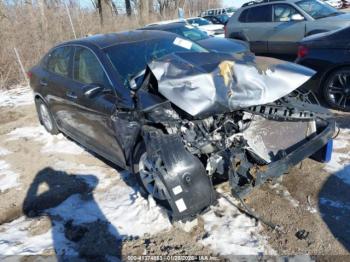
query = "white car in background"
xmin=324 ymin=0 xmax=343 ymax=8
xmin=186 ymin=17 xmax=224 ymax=37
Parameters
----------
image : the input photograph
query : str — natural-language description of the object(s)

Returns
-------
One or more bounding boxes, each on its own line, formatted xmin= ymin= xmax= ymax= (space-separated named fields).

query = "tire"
xmin=322 ymin=67 xmax=350 ymax=112
xmin=132 ymin=141 xmax=170 ymax=208
xmin=35 ymin=98 xmax=59 ymax=134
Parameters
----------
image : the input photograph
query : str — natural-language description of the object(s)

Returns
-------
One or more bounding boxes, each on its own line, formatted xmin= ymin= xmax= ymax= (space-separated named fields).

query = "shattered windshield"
xmin=296 ymin=0 xmax=341 ymax=19
xmin=105 ymin=36 xmax=207 ymax=88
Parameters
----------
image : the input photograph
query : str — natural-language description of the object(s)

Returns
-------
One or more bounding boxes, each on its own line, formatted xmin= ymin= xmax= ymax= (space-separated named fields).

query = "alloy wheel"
xmin=138 ymin=153 xmax=167 ymax=200
xmin=40 ymin=103 xmax=53 ymax=131
xmin=325 ymin=70 xmax=350 ymax=111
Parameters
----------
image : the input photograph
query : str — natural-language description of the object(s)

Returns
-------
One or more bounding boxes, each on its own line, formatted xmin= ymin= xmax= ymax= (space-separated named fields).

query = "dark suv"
xmin=226 ymin=0 xmax=350 ymax=55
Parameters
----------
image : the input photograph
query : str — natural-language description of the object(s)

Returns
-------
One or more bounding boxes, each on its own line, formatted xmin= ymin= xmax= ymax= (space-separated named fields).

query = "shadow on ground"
xmin=23 ymin=167 xmax=122 ymax=261
xmin=318 ymin=165 xmax=350 ymax=252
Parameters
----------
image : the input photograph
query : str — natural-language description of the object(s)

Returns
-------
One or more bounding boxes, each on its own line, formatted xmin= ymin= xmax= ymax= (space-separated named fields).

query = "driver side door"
xmin=69 ymin=46 xmax=125 ymax=167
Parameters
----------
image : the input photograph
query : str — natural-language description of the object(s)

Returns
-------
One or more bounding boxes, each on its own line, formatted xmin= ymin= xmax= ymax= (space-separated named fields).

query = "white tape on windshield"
xmin=173 ymin=37 xmax=192 ymax=50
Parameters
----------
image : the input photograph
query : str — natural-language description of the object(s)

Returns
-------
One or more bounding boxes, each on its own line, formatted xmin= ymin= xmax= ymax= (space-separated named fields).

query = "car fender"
xmin=228 ymin=31 xmax=249 ymax=41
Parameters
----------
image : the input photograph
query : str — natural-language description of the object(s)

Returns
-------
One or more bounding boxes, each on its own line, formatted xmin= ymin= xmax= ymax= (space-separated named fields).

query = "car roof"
xmin=146 ymin=19 xmax=186 ymax=26
xmin=143 ymin=21 xmax=188 ymax=30
xmin=56 ymin=30 xmax=177 ymax=49
xmin=241 ymin=0 xmax=301 ymax=8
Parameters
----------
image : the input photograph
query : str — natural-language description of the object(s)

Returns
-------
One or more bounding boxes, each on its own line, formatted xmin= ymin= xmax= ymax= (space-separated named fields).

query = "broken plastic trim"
xmin=230 ymin=119 xmax=336 ymax=197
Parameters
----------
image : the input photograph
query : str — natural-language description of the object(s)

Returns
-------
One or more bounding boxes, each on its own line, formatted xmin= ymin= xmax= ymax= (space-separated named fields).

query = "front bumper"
xmin=231 ymin=119 xmax=336 ymax=197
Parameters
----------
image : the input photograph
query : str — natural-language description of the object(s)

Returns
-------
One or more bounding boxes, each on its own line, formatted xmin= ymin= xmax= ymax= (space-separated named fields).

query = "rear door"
xmin=43 ymin=46 xmax=76 ymax=133
xmin=267 ymin=4 xmax=306 ymax=54
xmin=238 ymin=5 xmax=273 ymax=53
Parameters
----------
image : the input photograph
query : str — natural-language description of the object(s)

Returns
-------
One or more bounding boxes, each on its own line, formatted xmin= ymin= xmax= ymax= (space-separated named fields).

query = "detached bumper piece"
xmin=142 ymin=127 xmax=216 ymax=221
xmin=229 ymin=119 xmax=336 ymax=197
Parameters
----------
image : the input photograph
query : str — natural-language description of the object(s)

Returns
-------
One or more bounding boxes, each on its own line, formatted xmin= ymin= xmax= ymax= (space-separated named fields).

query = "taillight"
xmin=298 ymin=45 xmax=309 ymax=58
xmin=26 ymin=71 xmax=33 ymax=79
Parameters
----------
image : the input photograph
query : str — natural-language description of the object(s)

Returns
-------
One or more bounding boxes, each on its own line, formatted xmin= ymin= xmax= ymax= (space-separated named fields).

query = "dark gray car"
xmin=226 ymin=0 xmax=350 ymax=55
xmin=141 ymin=22 xmax=249 ymax=54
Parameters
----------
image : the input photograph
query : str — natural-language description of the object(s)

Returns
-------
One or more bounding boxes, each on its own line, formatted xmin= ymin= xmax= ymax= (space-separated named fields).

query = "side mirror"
xmin=291 ymin=14 xmax=304 ymax=21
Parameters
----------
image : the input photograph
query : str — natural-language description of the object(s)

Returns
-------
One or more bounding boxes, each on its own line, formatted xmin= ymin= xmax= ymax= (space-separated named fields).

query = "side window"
xmin=242 ymin=5 xmax=272 ymax=23
xmin=73 ymin=47 xmax=109 ymax=87
xmin=46 ymin=47 xmax=72 ymax=77
xmin=273 ymin=4 xmax=301 ymax=22
xmin=239 ymin=9 xmax=248 ymax=22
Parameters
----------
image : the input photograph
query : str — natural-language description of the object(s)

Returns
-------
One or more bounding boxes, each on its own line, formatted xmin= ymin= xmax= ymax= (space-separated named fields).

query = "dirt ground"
xmin=0 ymin=92 xmax=350 ymax=260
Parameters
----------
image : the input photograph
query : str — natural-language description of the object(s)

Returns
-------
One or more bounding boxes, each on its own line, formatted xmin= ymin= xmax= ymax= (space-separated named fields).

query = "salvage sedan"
xmin=29 ymin=31 xmax=335 ymax=220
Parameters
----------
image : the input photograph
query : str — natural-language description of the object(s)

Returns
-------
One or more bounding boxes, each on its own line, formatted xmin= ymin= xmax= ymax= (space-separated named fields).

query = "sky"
xmin=222 ymin=0 xmax=250 ymax=8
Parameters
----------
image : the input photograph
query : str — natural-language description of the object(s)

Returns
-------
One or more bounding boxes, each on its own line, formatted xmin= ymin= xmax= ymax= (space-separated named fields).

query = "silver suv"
xmin=226 ymin=0 xmax=350 ymax=55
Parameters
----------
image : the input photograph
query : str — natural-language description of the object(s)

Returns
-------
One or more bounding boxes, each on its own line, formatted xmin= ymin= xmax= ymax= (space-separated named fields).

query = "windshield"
xmin=217 ymin=14 xmax=229 ymax=23
xmin=296 ymin=0 xmax=341 ymax=19
xmin=105 ymin=36 xmax=208 ymax=88
xmin=187 ymin=18 xmax=212 ymax=26
xmin=166 ymin=25 xmax=209 ymax=41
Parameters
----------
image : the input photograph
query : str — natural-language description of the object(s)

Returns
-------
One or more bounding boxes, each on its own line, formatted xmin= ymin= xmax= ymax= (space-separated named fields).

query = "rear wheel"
xmin=36 ymin=99 xmax=59 ymax=134
xmin=323 ymin=67 xmax=350 ymax=112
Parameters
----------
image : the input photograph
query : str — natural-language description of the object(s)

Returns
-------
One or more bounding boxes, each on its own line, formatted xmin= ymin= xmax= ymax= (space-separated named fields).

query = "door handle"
xmin=66 ymin=92 xmax=78 ymax=99
xmin=40 ymin=80 xmax=48 ymax=87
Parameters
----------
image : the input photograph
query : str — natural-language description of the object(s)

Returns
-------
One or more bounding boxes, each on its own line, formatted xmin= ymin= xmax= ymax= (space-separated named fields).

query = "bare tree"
xmin=125 ymin=0 xmax=131 ymax=16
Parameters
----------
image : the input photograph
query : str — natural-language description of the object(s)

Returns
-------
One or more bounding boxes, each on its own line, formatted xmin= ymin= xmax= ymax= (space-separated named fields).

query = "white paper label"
xmin=172 ymin=185 xmax=183 ymax=195
xmin=173 ymin=37 xmax=193 ymax=50
xmin=175 ymin=198 xmax=187 ymax=213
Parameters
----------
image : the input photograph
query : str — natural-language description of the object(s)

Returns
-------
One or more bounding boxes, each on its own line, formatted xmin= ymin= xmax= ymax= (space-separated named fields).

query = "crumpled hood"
xmin=148 ymin=52 xmax=315 ymax=118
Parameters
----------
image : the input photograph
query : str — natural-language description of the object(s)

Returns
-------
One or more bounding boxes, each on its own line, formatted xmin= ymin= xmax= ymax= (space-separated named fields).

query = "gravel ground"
xmin=0 ymin=87 xmax=349 ymax=260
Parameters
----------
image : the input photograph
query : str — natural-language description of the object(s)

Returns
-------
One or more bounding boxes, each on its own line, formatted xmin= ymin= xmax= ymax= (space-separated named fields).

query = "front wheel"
xmin=132 ymin=142 xmax=170 ymax=208
xmin=323 ymin=67 xmax=350 ymax=112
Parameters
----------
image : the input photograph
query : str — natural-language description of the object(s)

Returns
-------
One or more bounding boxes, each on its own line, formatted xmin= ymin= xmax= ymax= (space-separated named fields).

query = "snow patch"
xmin=0 ymin=171 xmax=171 ymax=256
xmin=200 ymin=196 xmax=273 ymax=256
xmin=7 ymin=126 xmax=87 ymax=155
xmin=0 ymin=85 xmax=33 ymax=108
xmin=0 ymin=217 xmax=53 ymax=256
xmin=324 ymin=129 xmax=350 ymax=185
xmin=0 ymin=147 xmax=11 ymax=156
xmin=320 ymin=198 xmax=350 ymax=211
xmin=0 ymin=160 xmax=19 ymax=192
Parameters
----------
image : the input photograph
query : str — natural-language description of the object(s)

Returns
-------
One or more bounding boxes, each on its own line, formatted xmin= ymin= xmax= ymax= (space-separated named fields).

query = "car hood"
xmin=147 ymin=52 xmax=315 ymax=118
xmin=318 ymin=12 xmax=350 ymax=22
xmin=197 ymin=37 xmax=249 ymax=54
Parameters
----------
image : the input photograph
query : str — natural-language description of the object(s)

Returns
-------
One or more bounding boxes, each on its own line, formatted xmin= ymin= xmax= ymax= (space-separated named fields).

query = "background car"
xmin=186 ymin=17 xmax=224 ymax=37
xmin=141 ymin=22 xmax=249 ymax=54
xmin=202 ymin=14 xmax=230 ymax=25
xmin=200 ymin=7 xmax=237 ymax=17
xmin=226 ymin=0 xmax=350 ymax=56
xmin=296 ymin=27 xmax=350 ymax=111
xmin=324 ymin=0 xmax=343 ymax=8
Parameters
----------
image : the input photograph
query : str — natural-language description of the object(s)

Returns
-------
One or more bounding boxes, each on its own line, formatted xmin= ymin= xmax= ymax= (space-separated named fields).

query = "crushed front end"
xmin=134 ymin=52 xmax=336 ymax=220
